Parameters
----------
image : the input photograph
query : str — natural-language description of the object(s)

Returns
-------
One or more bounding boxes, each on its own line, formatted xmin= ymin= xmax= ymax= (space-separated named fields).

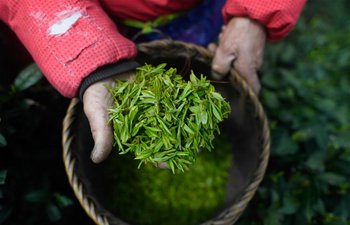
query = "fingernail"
xmin=157 ymin=162 xmax=170 ymax=169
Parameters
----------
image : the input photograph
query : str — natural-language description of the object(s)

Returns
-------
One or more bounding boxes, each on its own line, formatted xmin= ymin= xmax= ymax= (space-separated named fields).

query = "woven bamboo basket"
xmin=62 ymin=40 xmax=270 ymax=225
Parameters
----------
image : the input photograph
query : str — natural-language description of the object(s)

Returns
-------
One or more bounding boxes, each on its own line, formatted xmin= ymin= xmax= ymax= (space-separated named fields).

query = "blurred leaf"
xmin=305 ymin=152 xmax=326 ymax=172
xmin=0 ymin=170 xmax=7 ymax=185
xmin=272 ymin=130 xmax=298 ymax=156
xmin=280 ymin=193 xmax=299 ymax=215
xmin=335 ymin=192 xmax=350 ymax=218
xmin=11 ymin=63 xmax=43 ymax=93
xmin=264 ymin=211 xmax=281 ymax=225
xmin=333 ymin=160 xmax=350 ymax=177
xmin=54 ymin=193 xmax=73 ymax=208
xmin=0 ymin=207 xmax=12 ymax=224
xmin=311 ymin=125 xmax=329 ymax=152
xmin=304 ymin=186 xmax=319 ymax=222
xmin=280 ymin=45 xmax=297 ymax=62
xmin=262 ymin=91 xmax=279 ymax=109
xmin=319 ymin=173 xmax=347 ymax=186
xmin=263 ymin=190 xmax=282 ymax=225
xmin=46 ymin=203 xmax=61 ymax=222
xmin=24 ymin=189 xmax=49 ymax=203
xmin=332 ymin=133 xmax=350 ymax=149
xmin=0 ymin=133 xmax=7 ymax=147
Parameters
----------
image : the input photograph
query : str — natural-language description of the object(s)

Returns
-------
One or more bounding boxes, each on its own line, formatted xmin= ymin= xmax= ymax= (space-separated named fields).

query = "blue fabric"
xmin=135 ymin=0 xmax=226 ymax=46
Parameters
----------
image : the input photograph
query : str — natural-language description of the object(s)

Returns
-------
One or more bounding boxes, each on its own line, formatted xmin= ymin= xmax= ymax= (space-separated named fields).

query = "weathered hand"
xmin=83 ymin=72 xmax=171 ymax=169
xmin=210 ymin=17 xmax=266 ymax=94
xmin=83 ymin=73 xmax=133 ymax=163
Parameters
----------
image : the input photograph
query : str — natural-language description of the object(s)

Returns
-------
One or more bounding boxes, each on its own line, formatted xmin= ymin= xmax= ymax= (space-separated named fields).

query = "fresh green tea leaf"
xmin=108 ymin=64 xmax=231 ymax=173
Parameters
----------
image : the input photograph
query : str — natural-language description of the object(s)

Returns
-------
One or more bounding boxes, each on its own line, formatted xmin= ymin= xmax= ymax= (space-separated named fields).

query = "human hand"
xmin=83 ymin=73 xmax=133 ymax=163
xmin=83 ymin=73 xmax=173 ymax=169
xmin=209 ymin=17 xmax=266 ymax=94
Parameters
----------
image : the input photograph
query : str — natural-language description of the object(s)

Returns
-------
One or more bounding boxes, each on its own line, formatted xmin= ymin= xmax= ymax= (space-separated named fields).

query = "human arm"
xmin=0 ymin=0 xmax=138 ymax=162
xmin=0 ymin=0 xmax=137 ymax=97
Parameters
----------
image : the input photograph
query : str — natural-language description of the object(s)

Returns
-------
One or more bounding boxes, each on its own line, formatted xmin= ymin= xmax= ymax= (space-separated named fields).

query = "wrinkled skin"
xmin=83 ymin=17 xmax=266 ymax=164
xmin=83 ymin=73 xmax=133 ymax=163
xmin=210 ymin=17 xmax=266 ymax=94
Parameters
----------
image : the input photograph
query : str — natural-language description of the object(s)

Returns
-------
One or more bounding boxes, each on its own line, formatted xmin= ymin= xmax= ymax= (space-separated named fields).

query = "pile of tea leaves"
xmin=104 ymin=134 xmax=233 ymax=225
xmin=108 ymin=63 xmax=231 ymax=173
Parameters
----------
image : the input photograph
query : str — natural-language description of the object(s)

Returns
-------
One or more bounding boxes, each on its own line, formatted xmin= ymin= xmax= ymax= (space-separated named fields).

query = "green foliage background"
xmin=238 ymin=1 xmax=350 ymax=224
xmin=0 ymin=0 xmax=349 ymax=224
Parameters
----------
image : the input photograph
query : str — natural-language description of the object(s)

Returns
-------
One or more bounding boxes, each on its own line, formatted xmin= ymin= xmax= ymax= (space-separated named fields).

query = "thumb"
xmin=84 ymin=102 xmax=114 ymax=163
xmin=83 ymin=81 xmax=114 ymax=164
xmin=88 ymin=111 xmax=114 ymax=164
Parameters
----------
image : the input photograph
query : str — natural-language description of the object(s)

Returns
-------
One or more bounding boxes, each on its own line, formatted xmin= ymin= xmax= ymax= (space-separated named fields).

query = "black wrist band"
xmin=79 ymin=60 xmax=140 ymax=101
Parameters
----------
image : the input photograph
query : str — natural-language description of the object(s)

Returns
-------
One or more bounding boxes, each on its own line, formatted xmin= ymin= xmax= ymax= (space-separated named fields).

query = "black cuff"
xmin=79 ymin=60 xmax=140 ymax=101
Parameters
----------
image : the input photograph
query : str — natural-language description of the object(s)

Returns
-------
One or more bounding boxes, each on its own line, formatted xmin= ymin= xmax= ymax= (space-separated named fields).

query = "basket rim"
xmin=62 ymin=40 xmax=271 ymax=225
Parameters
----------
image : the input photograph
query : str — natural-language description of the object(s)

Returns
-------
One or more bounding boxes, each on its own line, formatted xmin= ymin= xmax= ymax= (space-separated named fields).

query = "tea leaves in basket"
xmin=108 ymin=63 xmax=231 ymax=173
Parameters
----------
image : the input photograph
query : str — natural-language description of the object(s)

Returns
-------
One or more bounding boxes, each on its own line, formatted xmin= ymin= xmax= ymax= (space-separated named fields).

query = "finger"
xmin=233 ymin=58 xmax=261 ymax=94
xmin=156 ymin=162 xmax=170 ymax=170
xmin=208 ymin=43 xmax=223 ymax=79
xmin=83 ymin=82 xmax=114 ymax=164
xmin=218 ymin=26 xmax=226 ymax=40
xmin=221 ymin=25 xmax=226 ymax=31
xmin=207 ymin=43 xmax=217 ymax=54
xmin=212 ymin=45 xmax=236 ymax=76
xmin=84 ymin=102 xmax=114 ymax=163
xmin=90 ymin=123 xmax=113 ymax=164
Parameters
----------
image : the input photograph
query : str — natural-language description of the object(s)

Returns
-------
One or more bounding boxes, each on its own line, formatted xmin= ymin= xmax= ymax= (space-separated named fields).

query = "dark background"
xmin=1 ymin=0 xmax=350 ymax=224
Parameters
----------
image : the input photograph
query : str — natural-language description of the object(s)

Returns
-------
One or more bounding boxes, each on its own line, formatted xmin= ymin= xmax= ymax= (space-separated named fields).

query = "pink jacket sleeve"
xmin=0 ymin=0 xmax=137 ymax=97
xmin=222 ymin=0 xmax=306 ymax=41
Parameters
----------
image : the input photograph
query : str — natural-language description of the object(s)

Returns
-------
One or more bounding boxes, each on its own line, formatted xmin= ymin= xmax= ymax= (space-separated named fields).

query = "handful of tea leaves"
xmin=108 ymin=63 xmax=231 ymax=173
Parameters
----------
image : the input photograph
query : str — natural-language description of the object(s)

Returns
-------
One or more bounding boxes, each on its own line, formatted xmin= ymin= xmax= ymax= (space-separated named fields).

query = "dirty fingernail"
xmin=156 ymin=162 xmax=170 ymax=169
